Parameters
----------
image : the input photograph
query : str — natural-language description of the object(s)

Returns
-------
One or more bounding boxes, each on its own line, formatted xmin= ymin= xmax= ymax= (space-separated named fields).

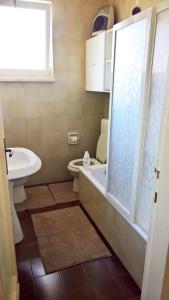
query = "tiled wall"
xmin=109 ymin=0 xmax=164 ymax=22
xmin=1 ymin=0 xmax=108 ymax=185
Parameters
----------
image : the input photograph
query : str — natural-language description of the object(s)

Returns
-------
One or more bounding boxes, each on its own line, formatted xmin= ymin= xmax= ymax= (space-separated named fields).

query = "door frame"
xmin=141 ymin=2 xmax=169 ymax=299
xmin=0 ymin=101 xmax=18 ymax=300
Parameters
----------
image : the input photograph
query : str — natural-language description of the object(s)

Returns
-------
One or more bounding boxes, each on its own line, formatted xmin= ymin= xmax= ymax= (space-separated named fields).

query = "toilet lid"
xmin=96 ymin=119 xmax=108 ymax=163
xmin=68 ymin=158 xmax=100 ymax=171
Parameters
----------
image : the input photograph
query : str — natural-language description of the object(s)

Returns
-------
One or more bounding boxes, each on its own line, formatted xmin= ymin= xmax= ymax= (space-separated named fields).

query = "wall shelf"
xmin=85 ymin=28 xmax=113 ymax=93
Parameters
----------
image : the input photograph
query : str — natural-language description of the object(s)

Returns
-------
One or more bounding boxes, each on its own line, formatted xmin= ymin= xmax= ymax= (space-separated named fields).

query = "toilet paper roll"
xmin=71 ymin=136 xmax=78 ymax=143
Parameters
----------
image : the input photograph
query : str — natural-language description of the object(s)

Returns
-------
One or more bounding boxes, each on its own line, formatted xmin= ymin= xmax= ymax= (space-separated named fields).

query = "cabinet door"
xmin=86 ymin=32 xmax=105 ymax=92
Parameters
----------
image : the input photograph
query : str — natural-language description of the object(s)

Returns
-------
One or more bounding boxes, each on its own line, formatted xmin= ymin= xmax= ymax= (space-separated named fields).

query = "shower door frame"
xmin=141 ymin=2 xmax=169 ymax=299
xmin=106 ymin=7 xmax=155 ymax=237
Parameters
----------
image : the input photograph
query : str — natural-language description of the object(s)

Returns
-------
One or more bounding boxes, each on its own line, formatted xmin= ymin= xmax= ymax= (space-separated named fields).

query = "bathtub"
xmin=80 ymin=164 xmax=147 ymax=241
xmin=79 ymin=164 xmax=146 ymax=288
xmin=80 ymin=164 xmax=107 ymax=195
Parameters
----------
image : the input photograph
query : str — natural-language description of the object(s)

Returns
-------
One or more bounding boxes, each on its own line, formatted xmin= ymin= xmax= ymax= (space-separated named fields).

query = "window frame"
xmin=0 ymin=0 xmax=53 ymax=82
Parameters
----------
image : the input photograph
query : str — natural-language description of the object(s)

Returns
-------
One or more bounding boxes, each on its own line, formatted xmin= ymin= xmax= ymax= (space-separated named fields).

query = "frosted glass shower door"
xmin=107 ymin=10 xmax=152 ymax=218
xmin=136 ymin=6 xmax=169 ymax=233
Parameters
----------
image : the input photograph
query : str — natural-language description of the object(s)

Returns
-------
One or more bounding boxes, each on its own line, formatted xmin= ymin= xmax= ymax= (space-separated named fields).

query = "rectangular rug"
xmin=31 ymin=206 xmax=111 ymax=273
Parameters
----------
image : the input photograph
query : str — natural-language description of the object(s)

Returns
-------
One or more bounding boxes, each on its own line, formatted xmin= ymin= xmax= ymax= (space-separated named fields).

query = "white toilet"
xmin=68 ymin=119 xmax=108 ymax=192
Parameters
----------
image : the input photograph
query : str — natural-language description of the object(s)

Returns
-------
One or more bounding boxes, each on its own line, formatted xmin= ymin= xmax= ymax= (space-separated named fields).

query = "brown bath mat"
xmin=31 ymin=206 xmax=111 ymax=273
xmin=49 ymin=181 xmax=79 ymax=203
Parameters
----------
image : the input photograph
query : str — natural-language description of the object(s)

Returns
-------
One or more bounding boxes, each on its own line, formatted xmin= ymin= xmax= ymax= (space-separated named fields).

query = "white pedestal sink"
xmin=7 ymin=148 xmax=42 ymax=244
xmin=9 ymin=181 xmax=24 ymax=244
xmin=7 ymin=148 xmax=41 ymax=203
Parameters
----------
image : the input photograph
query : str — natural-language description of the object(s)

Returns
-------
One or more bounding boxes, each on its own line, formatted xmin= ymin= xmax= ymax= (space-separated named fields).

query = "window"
xmin=0 ymin=0 xmax=53 ymax=81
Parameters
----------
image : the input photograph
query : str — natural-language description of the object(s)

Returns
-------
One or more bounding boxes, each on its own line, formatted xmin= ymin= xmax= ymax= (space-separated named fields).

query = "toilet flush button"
xmin=68 ymin=132 xmax=80 ymax=145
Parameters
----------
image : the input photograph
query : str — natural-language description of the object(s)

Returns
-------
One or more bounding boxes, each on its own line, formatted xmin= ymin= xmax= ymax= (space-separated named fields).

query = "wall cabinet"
xmin=85 ymin=29 xmax=113 ymax=93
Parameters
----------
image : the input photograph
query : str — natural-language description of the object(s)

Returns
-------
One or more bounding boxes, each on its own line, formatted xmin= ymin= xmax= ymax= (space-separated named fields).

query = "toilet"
xmin=68 ymin=119 xmax=108 ymax=192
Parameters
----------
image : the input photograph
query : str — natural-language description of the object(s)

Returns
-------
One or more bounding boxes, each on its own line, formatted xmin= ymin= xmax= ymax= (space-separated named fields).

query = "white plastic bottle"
xmin=83 ymin=151 xmax=91 ymax=170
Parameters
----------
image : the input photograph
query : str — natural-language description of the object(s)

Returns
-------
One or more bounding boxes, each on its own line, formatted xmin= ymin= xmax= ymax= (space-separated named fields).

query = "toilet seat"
xmin=68 ymin=158 xmax=101 ymax=173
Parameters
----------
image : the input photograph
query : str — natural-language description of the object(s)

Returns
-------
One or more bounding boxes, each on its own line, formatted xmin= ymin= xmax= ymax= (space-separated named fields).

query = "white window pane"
xmin=0 ymin=6 xmax=46 ymax=70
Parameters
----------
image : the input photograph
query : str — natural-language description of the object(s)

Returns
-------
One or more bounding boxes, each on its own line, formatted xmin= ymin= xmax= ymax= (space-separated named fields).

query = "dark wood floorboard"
xmin=15 ymin=186 xmax=141 ymax=300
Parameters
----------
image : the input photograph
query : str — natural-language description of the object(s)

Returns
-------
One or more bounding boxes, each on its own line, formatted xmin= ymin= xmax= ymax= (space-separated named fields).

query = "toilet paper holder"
xmin=68 ymin=132 xmax=80 ymax=145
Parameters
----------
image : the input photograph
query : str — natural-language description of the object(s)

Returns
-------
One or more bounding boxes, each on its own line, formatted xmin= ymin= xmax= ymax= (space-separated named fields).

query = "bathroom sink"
xmin=7 ymin=147 xmax=41 ymax=181
xmin=7 ymin=147 xmax=41 ymax=244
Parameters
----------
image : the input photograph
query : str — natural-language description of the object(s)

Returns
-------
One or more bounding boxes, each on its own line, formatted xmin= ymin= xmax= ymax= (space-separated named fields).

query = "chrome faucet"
xmin=6 ymin=148 xmax=14 ymax=158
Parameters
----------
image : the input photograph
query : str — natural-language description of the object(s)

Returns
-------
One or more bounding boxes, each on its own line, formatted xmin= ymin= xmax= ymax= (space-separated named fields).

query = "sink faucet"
xmin=6 ymin=148 xmax=14 ymax=158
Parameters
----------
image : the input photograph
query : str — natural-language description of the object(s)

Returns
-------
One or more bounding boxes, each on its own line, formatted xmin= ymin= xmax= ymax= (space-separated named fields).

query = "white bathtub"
xmin=80 ymin=164 xmax=147 ymax=241
xmin=79 ymin=165 xmax=146 ymax=287
xmin=80 ymin=164 xmax=107 ymax=197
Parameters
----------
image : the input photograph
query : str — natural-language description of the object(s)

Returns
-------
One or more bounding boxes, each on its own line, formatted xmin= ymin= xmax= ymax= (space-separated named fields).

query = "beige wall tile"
xmin=40 ymin=102 xmax=68 ymax=118
xmin=81 ymin=129 xmax=100 ymax=157
xmin=8 ymin=103 xmax=26 ymax=119
xmin=67 ymin=145 xmax=83 ymax=161
xmin=41 ymin=128 xmax=67 ymax=146
xmin=81 ymin=116 xmax=102 ymax=132
xmin=67 ymin=40 xmax=84 ymax=59
xmin=55 ymin=116 xmax=69 ymax=132
xmin=41 ymin=143 xmax=69 ymax=160
xmin=104 ymin=94 xmax=110 ymax=118
xmin=9 ymin=103 xmax=40 ymax=119
xmin=53 ymin=39 xmax=68 ymax=61
xmin=68 ymin=102 xmax=82 ymax=116
xmin=52 ymin=0 xmax=67 ymax=23
xmin=26 ymin=118 xmax=42 ymax=147
xmin=41 ymin=115 xmax=69 ymax=132
xmin=23 ymin=84 xmax=41 ymax=103
xmin=9 ymin=119 xmax=27 ymax=147
xmin=68 ymin=55 xmax=83 ymax=73
xmin=25 ymin=103 xmax=40 ymax=119
xmin=40 ymin=158 xmax=71 ymax=183
xmin=68 ymin=115 xmax=82 ymax=131
xmin=109 ymin=0 xmax=164 ymax=22
xmin=82 ymin=95 xmax=105 ymax=116
xmin=0 ymin=84 xmax=24 ymax=103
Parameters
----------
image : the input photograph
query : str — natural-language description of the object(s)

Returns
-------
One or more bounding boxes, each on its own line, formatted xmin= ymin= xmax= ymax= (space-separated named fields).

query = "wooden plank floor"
xmin=15 ymin=184 xmax=141 ymax=300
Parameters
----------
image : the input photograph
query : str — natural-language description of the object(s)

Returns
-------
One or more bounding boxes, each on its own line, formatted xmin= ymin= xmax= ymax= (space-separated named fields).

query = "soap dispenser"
xmin=83 ymin=151 xmax=91 ymax=170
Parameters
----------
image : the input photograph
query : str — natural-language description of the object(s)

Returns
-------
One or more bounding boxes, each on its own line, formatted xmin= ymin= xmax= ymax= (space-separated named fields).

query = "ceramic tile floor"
xmin=15 ymin=182 xmax=141 ymax=300
xmin=15 ymin=181 xmax=78 ymax=212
